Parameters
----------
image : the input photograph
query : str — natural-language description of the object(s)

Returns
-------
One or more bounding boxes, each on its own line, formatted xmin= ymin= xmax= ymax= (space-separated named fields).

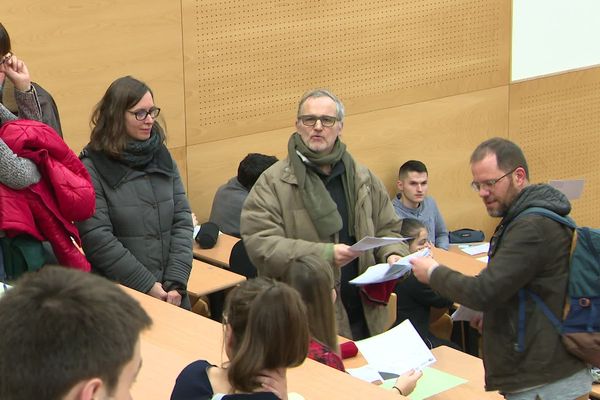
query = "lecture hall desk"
xmin=187 ymin=259 xmax=245 ymax=297
xmin=193 ymin=233 xmax=240 ymax=268
xmin=342 ymin=343 xmax=502 ymax=400
xmin=123 ymin=286 xmax=400 ymax=400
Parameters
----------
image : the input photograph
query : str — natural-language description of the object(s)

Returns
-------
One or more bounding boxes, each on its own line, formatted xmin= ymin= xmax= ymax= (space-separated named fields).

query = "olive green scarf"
xmin=288 ymin=133 xmax=356 ymax=238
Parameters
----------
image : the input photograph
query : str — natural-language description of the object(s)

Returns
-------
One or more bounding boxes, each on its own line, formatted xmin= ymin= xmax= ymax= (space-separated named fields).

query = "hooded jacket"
xmin=429 ymin=184 xmax=586 ymax=392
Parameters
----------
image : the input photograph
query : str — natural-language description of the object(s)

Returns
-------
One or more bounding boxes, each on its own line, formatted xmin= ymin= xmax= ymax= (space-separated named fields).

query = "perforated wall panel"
xmin=182 ymin=0 xmax=510 ymax=144
xmin=509 ymin=67 xmax=600 ymax=226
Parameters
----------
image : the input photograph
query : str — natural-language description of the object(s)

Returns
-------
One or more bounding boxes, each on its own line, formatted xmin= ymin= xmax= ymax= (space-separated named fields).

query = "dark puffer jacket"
xmin=76 ymin=145 xmax=193 ymax=297
xmin=429 ymin=184 xmax=586 ymax=393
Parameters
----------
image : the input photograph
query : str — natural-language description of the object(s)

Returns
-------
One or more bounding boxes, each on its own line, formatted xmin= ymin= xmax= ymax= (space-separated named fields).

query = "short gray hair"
xmin=296 ymin=89 xmax=345 ymax=121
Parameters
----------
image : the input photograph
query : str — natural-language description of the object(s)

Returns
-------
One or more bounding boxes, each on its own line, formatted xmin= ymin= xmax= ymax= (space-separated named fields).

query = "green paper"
xmin=381 ymin=367 xmax=468 ymax=399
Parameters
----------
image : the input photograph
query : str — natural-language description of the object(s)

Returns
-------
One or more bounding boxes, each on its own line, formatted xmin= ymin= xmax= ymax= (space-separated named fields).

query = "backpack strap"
xmin=517 ymin=207 xmax=577 ymax=230
xmin=514 ymin=207 xmax=573 ymax=353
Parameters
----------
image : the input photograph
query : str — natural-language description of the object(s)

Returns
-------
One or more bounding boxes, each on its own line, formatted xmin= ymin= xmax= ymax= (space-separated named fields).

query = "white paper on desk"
xmin=461 ymin=243 xmax=489 ymax=256
xmin=451 ymin=305 xmax=482 ymax=322
xmin=477 ymin=255 xmax=489 ymax=263
xmin=346 ymin=365 xmax=384 ymax=383
xmin=349 ymin=248 xmax=430 ymax=285
xmin=549 ymin=179 xmax=584 ymax=200
xmin=349 ymin=236 xmax=409 ymax=252
xmin=355 ymin=319 xmax=436 ymax=375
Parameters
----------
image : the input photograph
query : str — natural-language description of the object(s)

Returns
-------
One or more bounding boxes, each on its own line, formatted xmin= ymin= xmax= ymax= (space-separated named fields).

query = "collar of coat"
xmin=82 ymin=144 xmax=174 ymax=189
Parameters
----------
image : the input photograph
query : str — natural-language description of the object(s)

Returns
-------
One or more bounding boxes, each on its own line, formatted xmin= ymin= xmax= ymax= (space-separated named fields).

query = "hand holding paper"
xmin=350 ymin=248 xmax=430 ymax=285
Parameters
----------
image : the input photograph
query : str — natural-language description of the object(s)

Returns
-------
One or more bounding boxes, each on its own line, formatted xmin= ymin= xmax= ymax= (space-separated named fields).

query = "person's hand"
xmin=333 ymin=244 xmax=361 ymax=267
xmin=148 ymin=282 xmax=168 ymax=301
xmin=387 ymin=254 xmax=401 ymax=265
xmin=393 ymin=369 xmax=423 ymax=396
xmin=470 ymin=313 xmax=484 ymax=334
xmin=191 ymin=212 xmax=198 ymax=227
xmin=0 ymin=54 xmax=32 ymax=92
xmin=410 ymin=256 xmax=439 ymax=284
xmin=257 ymin=368 xmax=287 ymax=400
xmin=165 ymin=289 xmax=182 ymax=307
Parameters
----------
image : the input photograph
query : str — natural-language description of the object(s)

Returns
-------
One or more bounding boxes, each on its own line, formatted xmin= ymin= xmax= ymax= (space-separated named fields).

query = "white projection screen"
xmin=512 ymin=0 xmax=600 ymax=81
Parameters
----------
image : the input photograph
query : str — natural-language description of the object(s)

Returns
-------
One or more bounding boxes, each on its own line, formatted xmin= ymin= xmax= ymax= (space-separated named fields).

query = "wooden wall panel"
xmin=182 ymin=0 xmax=510 ymax=145
xmin=509 ymin=67 xmax=600 ymax=227
xmin=3 ymin=0 xmax=186 ymax=154
xmin=188 ymin=86 xmax=508 ymax=239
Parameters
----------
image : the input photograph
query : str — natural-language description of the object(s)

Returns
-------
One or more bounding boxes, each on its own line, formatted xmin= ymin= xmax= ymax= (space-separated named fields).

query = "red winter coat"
xmin=0 ymin=120 xmax=95 ymax=271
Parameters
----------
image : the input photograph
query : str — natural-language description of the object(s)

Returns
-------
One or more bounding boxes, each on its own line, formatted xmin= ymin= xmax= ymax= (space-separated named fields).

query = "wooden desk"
xmin=342 ymin=343 xmax=502 ymax=399
xmin=123 ymin=286 xmax=400 ymax=400
xmin=187 ymin=259 xmax=245 ymax=297
xmin=193 ymin=233 xmax=240 ymax=268
xmin=431 ymin=247 xmax=487 ymax=277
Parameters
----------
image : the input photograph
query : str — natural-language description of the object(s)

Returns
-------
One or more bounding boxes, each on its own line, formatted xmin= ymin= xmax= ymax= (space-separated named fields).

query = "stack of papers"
xmin=349 ymin=248 xmax=430 ymax=285
xmin=354 ymin=319 xmax=436 ymax=375
xmin=460 ymin=243 xmax=489 ymax=256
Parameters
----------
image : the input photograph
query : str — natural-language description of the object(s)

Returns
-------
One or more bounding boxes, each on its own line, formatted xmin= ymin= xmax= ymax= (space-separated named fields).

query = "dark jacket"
xmin=76 ymin=145 xmax=193 ymax=297
xmin=429 ymin=184 xmax=585 ymax=392
xmin=394 ymin=274 xmax=453 ymax=344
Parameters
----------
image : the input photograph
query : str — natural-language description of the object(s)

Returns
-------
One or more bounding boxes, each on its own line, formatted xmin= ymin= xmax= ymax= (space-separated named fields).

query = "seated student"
xmin=171 ymin=277 xmax=308 ymax=400
xmin=393 ymin=160 xmax=449 ymax=250
xmin=394 ymin=218 xmax=456 ymax=349
xmin=0 ymin=266 xmax=152 ymax=400
xmin=280 ymin=255 xmax=422 ymax=397
xmin=209 ymin=153 xmax=278 ymax=237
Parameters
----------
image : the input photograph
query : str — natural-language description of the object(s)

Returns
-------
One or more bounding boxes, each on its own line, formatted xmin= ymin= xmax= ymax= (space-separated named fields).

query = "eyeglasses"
xmin=470 ymin=167 xmax=518 ymax=192
xmin=0 ymin=52 xmax=12 ymax=66
xmin=298 ymin=114 xmax=339 ymax=127
xmin=128 ymin=107 xmax=161 ymax=121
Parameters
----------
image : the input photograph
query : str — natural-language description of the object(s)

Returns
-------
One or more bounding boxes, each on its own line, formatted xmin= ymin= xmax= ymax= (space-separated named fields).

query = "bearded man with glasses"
xmin=241 ymin=89 xmax=408 ymax=340
xmin=411 ymin=137 xmax=592 ymax=399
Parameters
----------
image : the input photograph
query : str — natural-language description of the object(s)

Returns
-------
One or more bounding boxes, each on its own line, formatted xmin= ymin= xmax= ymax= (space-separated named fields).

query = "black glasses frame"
xmin=128 ymin=107 xmax=161 ymax=121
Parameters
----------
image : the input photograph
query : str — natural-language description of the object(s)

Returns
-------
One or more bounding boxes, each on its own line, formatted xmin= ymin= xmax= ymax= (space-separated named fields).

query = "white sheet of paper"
xmin=477 ymin=256 xmax=489 ymax=263
xmin=346 ymin=365 xmax=384 ymax=383
xmin=349 ymin=236 xmax=410 ymax=252
xmin=451 ymin=305 xmax=483 ymax=322
xmin=355 ymin=319 xmax=436 ymax=375
xmin=461 ymin=243 xmax=489 ymax=256
xmin=349 ymin=248 xmax=430 ymax=285
xmin=549 ymin=179 xmax=585 ymax=200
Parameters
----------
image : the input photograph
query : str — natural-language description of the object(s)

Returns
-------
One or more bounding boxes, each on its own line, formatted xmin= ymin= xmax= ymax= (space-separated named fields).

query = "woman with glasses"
xmin=76 ymin=75 xmax=194 ymax=308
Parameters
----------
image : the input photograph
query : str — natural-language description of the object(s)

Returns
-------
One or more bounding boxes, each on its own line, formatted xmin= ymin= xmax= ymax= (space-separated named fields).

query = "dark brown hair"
xmin=0 ymin=266 xmax=152 ymax=400
xmin=0 ymin=23 xmax=11 ymax=56
xmin=225 ymin=277 xmax=309 ymax=393
xmin=89 ymin=75 xmax=165 ymax=158
xmin=470 ymin=137 xmax=530 ymax=179
xmin=281 ymin=255 xmax=338 ymax=352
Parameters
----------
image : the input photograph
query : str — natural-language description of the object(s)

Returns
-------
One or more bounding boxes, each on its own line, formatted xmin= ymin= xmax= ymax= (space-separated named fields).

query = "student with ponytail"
xmin=170 ymin=277 xmax=309 ymax=399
